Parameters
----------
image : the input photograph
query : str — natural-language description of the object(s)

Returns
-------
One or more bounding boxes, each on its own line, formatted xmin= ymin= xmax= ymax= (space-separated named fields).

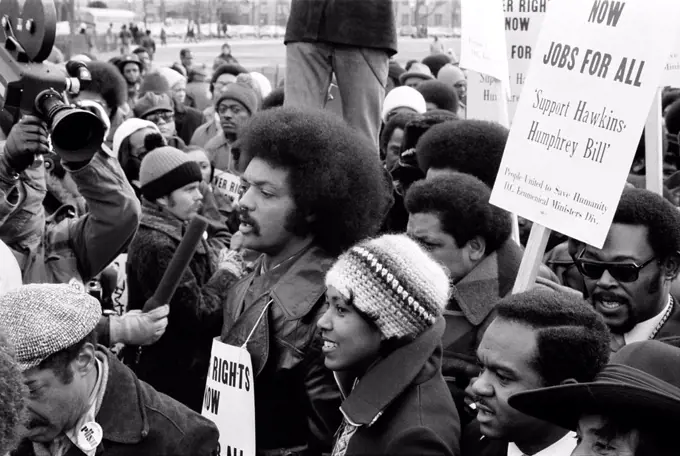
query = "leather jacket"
xmin=220 ymin=244 xmax=342 ymax=455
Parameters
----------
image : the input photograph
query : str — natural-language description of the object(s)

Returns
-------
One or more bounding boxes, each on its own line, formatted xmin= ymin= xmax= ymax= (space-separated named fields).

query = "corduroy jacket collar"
xmin=334 ymin=317 xmax=445 ymax=426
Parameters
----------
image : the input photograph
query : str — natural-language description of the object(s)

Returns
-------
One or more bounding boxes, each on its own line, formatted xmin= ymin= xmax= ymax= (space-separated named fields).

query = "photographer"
xmin=0 ymin=115 xmax=163 ymax=347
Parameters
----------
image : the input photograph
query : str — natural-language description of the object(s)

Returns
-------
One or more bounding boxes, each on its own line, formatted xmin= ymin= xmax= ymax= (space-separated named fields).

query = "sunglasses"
xmin=574 ymin=253 xmax=657 ymax=283
xmin=145 ymin=111 xmax=174 ymax=124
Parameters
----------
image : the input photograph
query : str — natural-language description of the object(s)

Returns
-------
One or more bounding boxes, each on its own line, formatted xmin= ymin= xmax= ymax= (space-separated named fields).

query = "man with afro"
xmin=415 ymin=119 xmax=509 ymax=187
xmin=219 ymin=106 xmax=393 ymax=455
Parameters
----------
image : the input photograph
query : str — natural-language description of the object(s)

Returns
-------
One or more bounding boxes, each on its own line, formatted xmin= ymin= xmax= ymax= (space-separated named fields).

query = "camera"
xmin=0 ymin=0 xmax=105 ymax=162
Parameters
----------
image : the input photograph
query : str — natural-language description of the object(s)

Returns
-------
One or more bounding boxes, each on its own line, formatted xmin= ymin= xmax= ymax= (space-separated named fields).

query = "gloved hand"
xmin=109 ymin=304 xmax=170 ymax=346
xmin=2 ymin=115 xmax=50 ymax=173
xmin=218 ymin=248 xmax=245 ymax=278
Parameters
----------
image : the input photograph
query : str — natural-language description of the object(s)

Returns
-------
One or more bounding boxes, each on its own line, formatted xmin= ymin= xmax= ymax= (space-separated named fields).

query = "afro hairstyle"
xmin=405 ymin=172 xmax=512 ymax=254
xmin=80 ymin=61 xmax=127 ymax=115
xmin=380 ymin=111 xmax=419 ymax=159
xmin=210 ymin=63 xmax=249 ymax=94
xmin=238 ymin=107 xmax=392 ymax=255
xmin=262 ymin=87 xmax=285 ymax=110
xmin=421 ymin=53 xmax=452 ymax=77
xmin=493 ymin=288 xmax=610 ymax=386
xmin=416 ymin=80 xmax=459 ymax=113
xmin=416 ymin=119 xmax=509 ymax=187
xmin=662 ymin=88 xmax=680 ymax=113
xmin=0 ymin=330 xmax=25 ymax=455
xmin=613 ymin=187 xmax=680 ymax=263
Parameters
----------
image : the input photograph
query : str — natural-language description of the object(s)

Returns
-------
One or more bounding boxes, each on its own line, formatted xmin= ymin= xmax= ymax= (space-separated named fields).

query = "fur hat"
xmin=139 ymin=146 xmax=202 ymax=200
xmin=381 ymin=86 xmax=427 ymax=123
xmin=325 ymin=234 xmax=450 ymax=340
xmin=214 ymin=82 xmax=259 ymax=114
xmin=422 ymin=53 xmax=453 ymax=78
xmin=417 ymin=80 xmax=459 ymax=113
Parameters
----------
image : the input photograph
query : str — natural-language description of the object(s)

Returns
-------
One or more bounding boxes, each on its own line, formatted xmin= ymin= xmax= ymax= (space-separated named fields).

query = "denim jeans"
xmin=284 ymin=42 xmax=388 ymax=152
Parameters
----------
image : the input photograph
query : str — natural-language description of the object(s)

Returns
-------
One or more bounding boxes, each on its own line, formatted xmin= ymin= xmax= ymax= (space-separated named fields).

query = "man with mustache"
xmin=124 ymin=146 xmax=244 ymax=411
xmin=1 ymin=284 xmax=219 ymax=456
xmin=204 ymin=81 xmax=259 ymax=173
xmin=575 ymin=187 xmax=680 ymax=352
xmin=462 ymin=289 xmax=610 ymax=456
xmin=220 ymin=107 xmax=393 ymax=455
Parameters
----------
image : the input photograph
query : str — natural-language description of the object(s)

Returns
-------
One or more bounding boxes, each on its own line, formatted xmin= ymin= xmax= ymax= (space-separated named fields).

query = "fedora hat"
xmin=508 ymin=340 xmax=680 ymax=431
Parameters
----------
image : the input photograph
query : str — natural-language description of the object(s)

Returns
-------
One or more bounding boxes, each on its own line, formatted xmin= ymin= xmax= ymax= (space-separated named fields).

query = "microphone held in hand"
xmin=142 ymin=215 xmax=209 ymax=312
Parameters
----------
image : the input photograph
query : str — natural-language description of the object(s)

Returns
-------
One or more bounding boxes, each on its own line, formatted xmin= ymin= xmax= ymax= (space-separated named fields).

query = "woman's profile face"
xmin=573 ymin=414 xmax=638 ymax=456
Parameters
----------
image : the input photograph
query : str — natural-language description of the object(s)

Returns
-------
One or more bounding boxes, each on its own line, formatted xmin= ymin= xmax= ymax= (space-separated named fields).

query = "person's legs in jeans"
xmin=284 ymin=42 xmax=334 ymax=109
xmin=333 ymin=46 xmax=388 ymax=151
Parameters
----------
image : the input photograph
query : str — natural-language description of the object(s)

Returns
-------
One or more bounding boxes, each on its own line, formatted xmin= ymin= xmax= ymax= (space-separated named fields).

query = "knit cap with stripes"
xmin=325 ymin=234 xmax=450 ymax=340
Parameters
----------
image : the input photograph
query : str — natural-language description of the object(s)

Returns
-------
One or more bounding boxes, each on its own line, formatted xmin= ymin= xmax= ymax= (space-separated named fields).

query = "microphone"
xmin=143 ymin=215 xmax=209 ymax=312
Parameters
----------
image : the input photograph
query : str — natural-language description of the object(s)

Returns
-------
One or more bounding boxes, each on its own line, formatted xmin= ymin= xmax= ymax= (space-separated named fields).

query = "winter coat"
xmin=220 ymin=245 xmax=342 ymax=455
xmin=285 ymin=0 xmax=397 ymax=56
xmin=12 ymin=347 xmax=219 ymax=456
xmin=173 ymin=99 xmax=205 ymax=145
xmin=124 ymin=201 xmax=236 ymax=411
xmin=191 ymin=120 xmax=220 ymax=148
xmin=205 ymin=131 xmax=233 ymax=172
xmin=442 ymin=240 xmax=561 ymax=426
xmin=0 ymin=147 xmax=140 ymax=286
xmin=333 ymin=317 xmax=460 ymax=456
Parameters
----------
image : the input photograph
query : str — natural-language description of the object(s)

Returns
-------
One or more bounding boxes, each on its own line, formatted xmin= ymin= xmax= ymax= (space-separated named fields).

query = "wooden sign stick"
xmin=645 ymin=88 xmax=664 ymax=196
xmin=512 ymin=223 xmax=551 ymax=294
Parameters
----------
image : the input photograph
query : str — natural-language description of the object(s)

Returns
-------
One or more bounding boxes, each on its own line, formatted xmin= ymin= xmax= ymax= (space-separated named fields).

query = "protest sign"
xmin=460 ymin=0 xmax=510 ymax=85
xmin=467 ymin=0 xmax=549 ymax=123
xmin=212 ymin=169 xmax=244 ymax=201
xmin=662 ymin=32 xmax=680 ymax=88
xmin=203 ymin=338 xmax=256 ymax=456
xmin=490 ymin=0 xmax=680 ymax=251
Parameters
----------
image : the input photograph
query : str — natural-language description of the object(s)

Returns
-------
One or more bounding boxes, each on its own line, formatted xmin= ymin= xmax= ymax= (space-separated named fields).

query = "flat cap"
xmin=0 ymin=284 xmax=101 ymax=371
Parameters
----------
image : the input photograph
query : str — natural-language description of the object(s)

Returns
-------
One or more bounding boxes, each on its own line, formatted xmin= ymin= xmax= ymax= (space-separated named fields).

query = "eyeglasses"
xmin=145 ymin=111 xmax=174 ymax=124
xmin=574 ymin=252 xmax=657 ymax=283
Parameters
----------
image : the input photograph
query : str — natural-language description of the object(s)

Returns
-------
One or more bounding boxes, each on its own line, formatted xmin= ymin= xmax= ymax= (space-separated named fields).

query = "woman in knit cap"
xmin=318 ymin=234 xmax=461 ymax=456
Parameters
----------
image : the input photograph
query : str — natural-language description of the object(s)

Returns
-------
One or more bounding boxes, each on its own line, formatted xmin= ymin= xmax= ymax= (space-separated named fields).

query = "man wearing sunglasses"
xmin=575 ymin=187 xmax=680 ymax=352
xmin=133 ymin=92 xmax=186 ymax=150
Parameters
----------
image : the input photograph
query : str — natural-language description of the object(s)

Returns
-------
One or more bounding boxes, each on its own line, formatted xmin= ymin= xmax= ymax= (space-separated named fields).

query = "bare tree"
xmin=413 ymin=0 xmax=447 ymax=28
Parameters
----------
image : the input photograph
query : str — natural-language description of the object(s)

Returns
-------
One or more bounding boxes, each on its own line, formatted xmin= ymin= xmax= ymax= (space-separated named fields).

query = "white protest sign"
xmin=468 ymin=0 xmax=550 ymax=123
xmin=460 ymin=0 xmax=511 ymax=86
xmin=662 ymin=32 xmax=680 ymax=88
xmin=489 ymin=0 xmax=680 ymax=248
xmin=212 ymin=169 xmax=244 ymax=201
xmin=203 ymin=339 xmax=256 ymax=456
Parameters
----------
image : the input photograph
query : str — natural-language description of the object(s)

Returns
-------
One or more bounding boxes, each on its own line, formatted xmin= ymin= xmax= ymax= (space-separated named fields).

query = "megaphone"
xmin=0 ymin=0 xmax=105 ymax=162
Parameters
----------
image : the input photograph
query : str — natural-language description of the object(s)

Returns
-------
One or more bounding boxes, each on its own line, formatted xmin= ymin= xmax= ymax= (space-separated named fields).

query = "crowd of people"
xmin=1 ymin=1 xmax=680 ymax=455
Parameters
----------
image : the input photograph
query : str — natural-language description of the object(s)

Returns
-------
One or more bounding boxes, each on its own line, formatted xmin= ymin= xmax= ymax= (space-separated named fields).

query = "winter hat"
xmin=422 ymin=53 xmax=453 ymax=78
xmin=325 ymin=234 xmax=450 ymax=340
xmin=438 ymin=64 xmax=466 ymax=87
xmin=215 ymin=82 xmax=259 ymax=115
xmin=158 ymin=66 xmax=187 ymax=89
xmin=250 ymin=72 xmax=272 ymax=98
xmin=398 ymin=62 xmax=434 ymax=85
xmin=381 ymin=86 xmax=427 ymax=123
xmin=139 ymin=146 xmax=202 ymax=200
xmin=112 ymin=118 xmax=159 ymax=158
xmin=0 ymin=284 xmax=101 ymax=371
xmin=139 ymin=71 xmax=171 ymax=96
xmin=417 ymin=80 xmax=459 ymax=113
xmin=133 ymin=92 xmax=174 ymax=119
